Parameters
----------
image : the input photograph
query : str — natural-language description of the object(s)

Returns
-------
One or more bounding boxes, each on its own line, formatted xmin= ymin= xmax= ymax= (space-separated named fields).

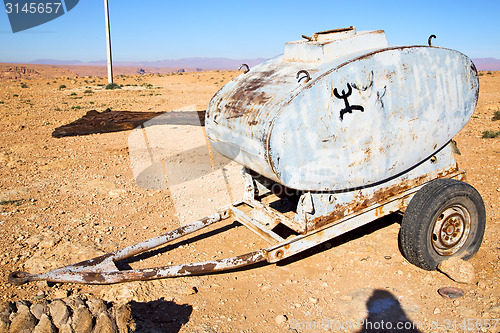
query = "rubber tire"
xmin=399 ymin=178 xmax=486 ymax=270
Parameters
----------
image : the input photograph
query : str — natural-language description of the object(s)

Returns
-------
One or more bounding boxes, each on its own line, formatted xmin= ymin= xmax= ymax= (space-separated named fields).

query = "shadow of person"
xmin=128 ymin=298 xmax=193 ymax=333
xmin=358 ymin=289 xmax=422 ymax=333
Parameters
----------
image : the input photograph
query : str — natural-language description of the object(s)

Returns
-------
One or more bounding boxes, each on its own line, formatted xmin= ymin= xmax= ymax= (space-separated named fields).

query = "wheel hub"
xmin=432 ymin=204 xmax=471 ymax=256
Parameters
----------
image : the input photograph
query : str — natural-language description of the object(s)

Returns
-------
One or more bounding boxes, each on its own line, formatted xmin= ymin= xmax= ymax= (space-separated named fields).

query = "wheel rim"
xmin=431 ymin=204 xmax=471 ymax=256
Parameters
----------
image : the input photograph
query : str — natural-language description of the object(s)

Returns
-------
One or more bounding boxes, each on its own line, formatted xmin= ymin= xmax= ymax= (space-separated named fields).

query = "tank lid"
xmin=284 ymin=27 xmax=388 ymax=63
xmin=306 ymin=26 xmax=356 ymax=42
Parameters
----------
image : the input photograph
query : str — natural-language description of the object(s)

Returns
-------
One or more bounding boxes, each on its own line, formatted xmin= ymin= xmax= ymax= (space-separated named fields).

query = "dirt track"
xmin=0 ymin=66 xmax=499 ymax=332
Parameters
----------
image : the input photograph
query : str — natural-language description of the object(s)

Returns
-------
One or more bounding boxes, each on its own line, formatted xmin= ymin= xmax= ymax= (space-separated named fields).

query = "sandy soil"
xmin=0 ymin=63 xmax=202 ymax=80
xmin=0 ymin=65 xmax=499 ymax=332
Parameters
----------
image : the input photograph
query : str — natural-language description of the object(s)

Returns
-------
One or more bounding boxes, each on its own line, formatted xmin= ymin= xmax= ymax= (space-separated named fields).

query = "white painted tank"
xmin=205 ymin=27 xmax=478 ymax=191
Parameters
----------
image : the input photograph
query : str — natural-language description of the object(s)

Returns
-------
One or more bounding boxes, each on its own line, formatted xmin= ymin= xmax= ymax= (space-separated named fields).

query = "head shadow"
xmin=357 ymin=289 xmax=422 ymax=333
xmin=128 ymin=298 xmax=192 ymax=332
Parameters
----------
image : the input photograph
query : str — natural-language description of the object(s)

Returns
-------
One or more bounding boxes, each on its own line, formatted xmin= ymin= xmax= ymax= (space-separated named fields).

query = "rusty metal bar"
xmin=263 ymin=189 xmax=421 ymax=263
xmin=230 ymin=204 xmax=284 ymax=243
xmin=112 ymin=211 xmax=225 ymax=261
xmin=260 ymin=173 xmax=473 ymax=263
xmin=8 ymin=211 xmax=229 ymax=285
xmin=245 ymin=197 xmax=305 ymax=234
xmin=9 ymin=251 xmax=265 ymax=285
xmin=8 ymin=171 xmax=467 ymax=285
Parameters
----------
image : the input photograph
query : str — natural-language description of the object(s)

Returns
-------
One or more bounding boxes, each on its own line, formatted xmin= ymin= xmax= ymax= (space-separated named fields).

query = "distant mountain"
xmin=29 ymin=57 xmax=268 ymax=70
xmin=28 ymin=57 xmax=500 ymax=71
xmin=32 ymin=59 xmax=84 ymax=65
xmin=472 ymin=58 xmax=500 ymax=71
xmin=117 ymin=57 xmax=268 ymax=70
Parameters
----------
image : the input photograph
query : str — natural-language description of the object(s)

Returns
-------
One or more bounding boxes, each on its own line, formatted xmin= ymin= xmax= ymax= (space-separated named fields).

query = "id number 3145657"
xmin=5 ymin=2 xmax=62 ymax=14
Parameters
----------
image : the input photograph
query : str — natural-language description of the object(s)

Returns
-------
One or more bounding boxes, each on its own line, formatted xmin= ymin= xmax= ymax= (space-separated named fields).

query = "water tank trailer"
xmin=9 ymin=27 xmax=485 ymax=285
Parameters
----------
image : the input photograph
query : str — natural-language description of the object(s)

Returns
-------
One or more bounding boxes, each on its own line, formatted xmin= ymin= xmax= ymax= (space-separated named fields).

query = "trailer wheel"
xmin=399 ymin=178 xmax=485 ymax=270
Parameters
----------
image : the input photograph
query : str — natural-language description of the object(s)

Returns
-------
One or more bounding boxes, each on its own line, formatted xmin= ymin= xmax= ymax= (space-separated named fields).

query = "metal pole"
xmin=104 ymin=0 xmax=113 ymax=84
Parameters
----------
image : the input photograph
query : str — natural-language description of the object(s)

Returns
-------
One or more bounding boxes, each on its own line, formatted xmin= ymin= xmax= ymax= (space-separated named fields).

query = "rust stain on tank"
xmin=307 ymin=164 xmax=459 ymax=231
xmin=221 ymin=69 xmax=278 ymax=119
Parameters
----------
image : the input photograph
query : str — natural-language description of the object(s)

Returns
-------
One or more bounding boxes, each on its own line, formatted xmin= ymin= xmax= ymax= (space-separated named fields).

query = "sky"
xmin=0 ymin=0 xmax=499 ymax=63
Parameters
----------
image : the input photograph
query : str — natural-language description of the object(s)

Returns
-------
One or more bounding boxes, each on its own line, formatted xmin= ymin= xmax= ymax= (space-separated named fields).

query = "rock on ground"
xmin=8 ymin=302 xmax=36 ymax=333
xmin=0 ymin=295 xmax=135 ymax=333
xmin=33 ymin=314 xmax=56 ymax=333
xmin=437 ymin=258 xmax=476 ymax=284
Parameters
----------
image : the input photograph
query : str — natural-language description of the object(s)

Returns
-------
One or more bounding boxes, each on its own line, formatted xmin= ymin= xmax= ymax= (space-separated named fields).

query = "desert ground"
xmin=0 ymin=63 xmax=499 ymax=332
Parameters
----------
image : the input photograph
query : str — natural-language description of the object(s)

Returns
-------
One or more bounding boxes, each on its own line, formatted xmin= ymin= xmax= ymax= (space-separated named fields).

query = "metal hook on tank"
xmin=296 ymin=70 xmax=311 ymax=83
xmin=238 ymin=64 xmax=250 ymax=74
xmin=428 ymin=35 xmax=436 ymax=46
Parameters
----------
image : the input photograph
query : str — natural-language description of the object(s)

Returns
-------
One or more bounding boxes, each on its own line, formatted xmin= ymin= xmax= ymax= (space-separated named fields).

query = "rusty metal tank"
xmin=205 ymin=27 xmax=478 ymax=191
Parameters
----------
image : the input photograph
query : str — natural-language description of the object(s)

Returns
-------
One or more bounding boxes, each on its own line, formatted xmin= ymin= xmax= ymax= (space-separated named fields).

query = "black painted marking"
xmin=351 ymin=71 xmax=374 ymax=91
xmin=376 ymin=86 xmax=387 ymax=109
xmin=333 ymin=83 xmax=364 ymax=120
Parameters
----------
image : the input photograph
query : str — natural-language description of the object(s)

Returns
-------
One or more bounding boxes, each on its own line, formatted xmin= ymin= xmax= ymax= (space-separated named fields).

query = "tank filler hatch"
xmin=283 ymin=26 xmax=389 ymax=63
